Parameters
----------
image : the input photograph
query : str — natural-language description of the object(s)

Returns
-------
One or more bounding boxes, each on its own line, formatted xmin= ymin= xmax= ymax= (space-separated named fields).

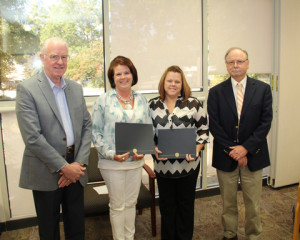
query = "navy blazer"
xmin=207 ymin=77 xmax=273 ymax=172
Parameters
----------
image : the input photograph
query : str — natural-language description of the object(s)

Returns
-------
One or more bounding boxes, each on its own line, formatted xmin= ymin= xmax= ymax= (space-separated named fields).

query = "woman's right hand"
xmin=114 ymin=152 xmax=130 ymax=162
xmin=155 ymin=146 xmax=168 ymax=161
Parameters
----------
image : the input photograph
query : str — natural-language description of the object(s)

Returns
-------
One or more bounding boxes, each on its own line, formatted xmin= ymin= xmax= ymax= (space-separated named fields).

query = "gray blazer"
xmin=16 ymin=71 xmax=92 ymax=191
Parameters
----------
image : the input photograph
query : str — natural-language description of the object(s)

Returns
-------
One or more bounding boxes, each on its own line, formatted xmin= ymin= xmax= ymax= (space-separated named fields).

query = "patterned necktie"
xmin=237 ymin=83 xmax=244 ymax=121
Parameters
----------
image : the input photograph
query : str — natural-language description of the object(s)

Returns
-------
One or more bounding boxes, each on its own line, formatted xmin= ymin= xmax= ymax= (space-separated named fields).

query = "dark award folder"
xmin=157 ymin=128 xmax=196 ymax=159
xmin=115 ymin=122 xmax=155 ymax=155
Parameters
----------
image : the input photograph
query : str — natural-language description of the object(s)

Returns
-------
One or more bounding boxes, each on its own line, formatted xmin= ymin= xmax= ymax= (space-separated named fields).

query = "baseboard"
xmin=1 ymin=217 xmax=38 ymax=233
xmin=0 ymin=222 xmax=4 ymax=235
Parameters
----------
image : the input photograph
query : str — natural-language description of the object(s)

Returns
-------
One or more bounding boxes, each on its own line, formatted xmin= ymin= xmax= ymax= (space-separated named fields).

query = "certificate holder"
xmin=115 ymin=122 xmax=155 ymax=155
xmin=157 ymin=128 xmax=196 ymax=159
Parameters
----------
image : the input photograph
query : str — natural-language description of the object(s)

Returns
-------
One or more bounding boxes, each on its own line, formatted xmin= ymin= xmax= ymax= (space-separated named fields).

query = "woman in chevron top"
xmin=148 ymin=65 xmax=209 ymax=240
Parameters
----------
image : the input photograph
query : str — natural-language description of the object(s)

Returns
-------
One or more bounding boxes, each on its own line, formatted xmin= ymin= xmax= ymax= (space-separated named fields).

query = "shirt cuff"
xmin=57 ymin=163 xmax=67 ymax=172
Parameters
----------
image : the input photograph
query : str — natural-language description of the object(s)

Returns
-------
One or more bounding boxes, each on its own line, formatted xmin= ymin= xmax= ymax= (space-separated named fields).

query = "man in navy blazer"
xmin=207 ymin=47 xmax=273 ymax=240
xmin=16 ymin=37 xmax=92 ymax=240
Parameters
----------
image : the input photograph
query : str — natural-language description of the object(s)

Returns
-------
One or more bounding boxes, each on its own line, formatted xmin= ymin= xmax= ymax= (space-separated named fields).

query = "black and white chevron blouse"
xmin=148 ymin=96 xmax=209 ymax=178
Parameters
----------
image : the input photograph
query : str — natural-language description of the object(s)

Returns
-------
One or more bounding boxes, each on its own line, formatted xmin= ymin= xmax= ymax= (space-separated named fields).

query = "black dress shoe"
xmin=222 ymin=236 xmax=237 ymax=240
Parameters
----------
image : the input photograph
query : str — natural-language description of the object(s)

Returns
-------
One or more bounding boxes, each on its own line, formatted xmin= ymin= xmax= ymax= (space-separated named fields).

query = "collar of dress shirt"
xmin=44 ymin=72 xmax=66 ymax=90
xmin=231 ymin=76 xmax=247 ymax=90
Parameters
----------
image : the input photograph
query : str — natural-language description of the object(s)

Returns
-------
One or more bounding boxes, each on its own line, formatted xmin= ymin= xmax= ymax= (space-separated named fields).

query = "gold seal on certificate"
xmin=115 ymin=122 xmax=155 ymax=155
xmin=157 ymin=128 xmax=196 ymax=159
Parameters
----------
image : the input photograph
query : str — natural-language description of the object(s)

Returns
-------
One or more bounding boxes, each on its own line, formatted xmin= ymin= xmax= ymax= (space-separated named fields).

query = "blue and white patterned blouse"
xmin=92 ymin=89 xmax=152 ymax=170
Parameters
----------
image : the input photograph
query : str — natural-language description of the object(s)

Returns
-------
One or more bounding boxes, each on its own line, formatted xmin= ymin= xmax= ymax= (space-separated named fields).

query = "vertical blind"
xmin=110 ymin=0 xmax=203 ymax=91
xmin=208 ymin=0 xmax=273 ymax=75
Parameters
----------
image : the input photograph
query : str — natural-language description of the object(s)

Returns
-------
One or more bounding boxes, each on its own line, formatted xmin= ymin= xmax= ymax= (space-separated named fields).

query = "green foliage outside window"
xmin=0 ymin=0 xmax=104 ymax=99
xmin=208 ymin=73 xmax=271 ymax=89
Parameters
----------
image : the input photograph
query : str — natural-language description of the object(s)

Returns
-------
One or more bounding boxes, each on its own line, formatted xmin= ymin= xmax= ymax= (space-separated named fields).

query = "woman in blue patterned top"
xmin=148 ymin=65 xmax=209 ymax=240
xmin=92 ymin=56 xmax=152 ymax=240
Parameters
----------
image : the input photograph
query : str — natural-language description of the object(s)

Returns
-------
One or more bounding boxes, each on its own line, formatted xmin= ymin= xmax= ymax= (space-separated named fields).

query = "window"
xmin=0 ymin=0 xmax=104 ymax=100
xmin=109 ymin=0 xmax=203 ymax=93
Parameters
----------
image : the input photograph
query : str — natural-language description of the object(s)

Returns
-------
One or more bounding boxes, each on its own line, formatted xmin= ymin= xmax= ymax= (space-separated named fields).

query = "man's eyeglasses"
xmin=226 ymin=59 xmax=248 ymax=66
xmin=45 ymin=54 xmax=70 ymax=62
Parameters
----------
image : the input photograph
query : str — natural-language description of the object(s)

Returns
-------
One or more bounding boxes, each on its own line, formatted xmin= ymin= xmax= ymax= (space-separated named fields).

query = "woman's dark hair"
xmin=107 ymin=56 xmax=138 ymax=88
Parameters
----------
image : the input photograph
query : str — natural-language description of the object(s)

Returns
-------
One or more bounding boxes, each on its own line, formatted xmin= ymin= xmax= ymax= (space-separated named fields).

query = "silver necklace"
xmin=117 ymin=91 xmax=133 ymax=110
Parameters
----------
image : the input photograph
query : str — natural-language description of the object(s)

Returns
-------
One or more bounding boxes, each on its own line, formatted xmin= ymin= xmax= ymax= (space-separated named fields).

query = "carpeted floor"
xmin=0 ymin=184 xmax=298 ymax=240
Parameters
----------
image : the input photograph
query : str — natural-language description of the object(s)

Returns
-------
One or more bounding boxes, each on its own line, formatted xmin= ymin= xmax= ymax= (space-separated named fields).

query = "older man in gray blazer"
xmin=16 ymin=37 xmax=92 ymax=240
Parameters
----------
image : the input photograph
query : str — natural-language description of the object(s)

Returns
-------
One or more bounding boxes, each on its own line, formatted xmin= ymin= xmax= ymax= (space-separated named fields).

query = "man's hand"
xmin=237 ymin=156 xmax=248 ymax=167
xmin=60 ymin=162 xmax=85 ymax=183
xmin=229 ymin=145 xmax=248 ymax=161
xmin=58 ymin=174 xmax=72 ymax=188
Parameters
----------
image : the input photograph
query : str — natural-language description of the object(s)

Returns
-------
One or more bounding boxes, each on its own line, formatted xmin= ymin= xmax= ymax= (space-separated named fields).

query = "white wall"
xmin=270 ymin=0 xmax=300 ymax=187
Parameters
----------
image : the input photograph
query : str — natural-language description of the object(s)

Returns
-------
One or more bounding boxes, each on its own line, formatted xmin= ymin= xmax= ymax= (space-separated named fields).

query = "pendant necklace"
xmin=117 ymin=91 xmax=133 ymax=110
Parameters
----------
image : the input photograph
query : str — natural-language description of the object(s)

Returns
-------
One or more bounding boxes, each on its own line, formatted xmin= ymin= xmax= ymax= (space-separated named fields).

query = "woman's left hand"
xmin=132 ymin=152 xmax=144 ymax=161
xmin=186 ymin=144 xmax=204 ymax=161
xmin=186 ymin=152 xmax=199 ymax=162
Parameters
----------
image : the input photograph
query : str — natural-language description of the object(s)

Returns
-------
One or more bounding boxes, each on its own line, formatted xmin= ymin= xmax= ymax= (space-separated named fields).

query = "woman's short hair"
xmin=107 ymin=56 xmax=138 ymax=88
xmin=158 ymin=65 xmax=191 ymax=101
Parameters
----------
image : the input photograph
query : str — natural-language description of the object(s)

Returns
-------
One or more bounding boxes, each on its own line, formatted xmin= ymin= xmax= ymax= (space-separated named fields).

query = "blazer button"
xmin=62 ymin=155 xmax=66 ymax=158
xmin=234 ymin=140 xmax=237 ymax=143
xmin=235 ymin=126 xmax=239 ymax=129
xmin=63 ymin=137 xmax=66 ymax=141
